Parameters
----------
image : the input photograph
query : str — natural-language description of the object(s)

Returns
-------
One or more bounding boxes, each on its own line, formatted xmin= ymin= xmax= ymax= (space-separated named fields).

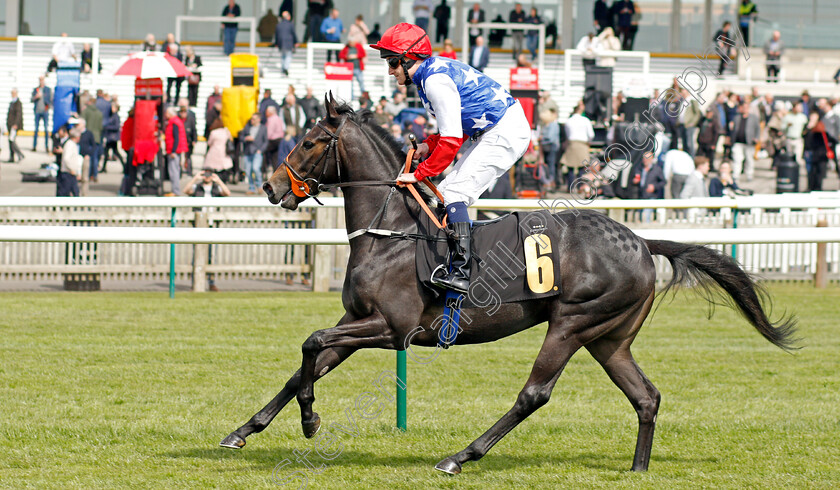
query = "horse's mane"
xmin=333 ymin=103 xmax=407 ymax=163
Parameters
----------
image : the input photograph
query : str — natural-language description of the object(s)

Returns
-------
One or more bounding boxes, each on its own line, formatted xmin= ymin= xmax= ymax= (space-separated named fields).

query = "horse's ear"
xmin=325 ymin=91 xmax=340 ymax=120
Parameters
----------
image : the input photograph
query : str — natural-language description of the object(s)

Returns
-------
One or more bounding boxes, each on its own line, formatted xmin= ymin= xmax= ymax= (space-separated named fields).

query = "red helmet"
xmin=370 ymin=23 xmax=432 ymax=60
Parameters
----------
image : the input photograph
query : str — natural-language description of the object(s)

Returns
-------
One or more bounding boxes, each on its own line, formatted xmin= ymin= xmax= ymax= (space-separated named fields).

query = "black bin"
xmin=775 ymin=152 xmax=799 ymax=193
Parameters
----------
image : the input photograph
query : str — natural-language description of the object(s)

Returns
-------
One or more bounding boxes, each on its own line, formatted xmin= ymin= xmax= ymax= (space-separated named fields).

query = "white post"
xmin=16 ymin=38 xmax=23 ymax=88
xmin=91 ymin=41 xmax=99 ymax=90
xmin=5 ymin=0 xmax=20 ymax=37
xmin=306 ymin=42 xmax=314 ymax=91
xmin=564 ymin=48 xmax=572 ymax=97
xmin=538 ymin=24 xmax=545 ymax=75
xmin=562 ymin=0 xmax=574 ymax=50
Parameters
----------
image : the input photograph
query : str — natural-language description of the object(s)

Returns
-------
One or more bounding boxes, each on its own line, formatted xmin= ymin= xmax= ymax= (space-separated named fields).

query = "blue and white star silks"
xmin=412 ymin=57 xmax=516 ymax=138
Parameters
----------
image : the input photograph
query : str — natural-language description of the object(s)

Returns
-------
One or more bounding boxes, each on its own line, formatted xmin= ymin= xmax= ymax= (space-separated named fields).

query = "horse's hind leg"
xmin=220 ymin=346 xmax=356 ymax=449
xmin=585 ymin=294 xmax=660 ymax=471
xmin=435 ymin=327 xmax=582 ymax=475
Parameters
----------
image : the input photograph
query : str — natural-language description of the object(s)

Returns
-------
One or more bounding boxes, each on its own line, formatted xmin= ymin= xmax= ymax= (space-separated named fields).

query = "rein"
xmin=279 ymin=118 xmax=448 ymax=238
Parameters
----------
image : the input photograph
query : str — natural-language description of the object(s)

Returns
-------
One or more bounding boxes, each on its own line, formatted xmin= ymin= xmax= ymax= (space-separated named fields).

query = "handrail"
xmin=174 ymin=15 xmax=257 ymax=54
xmin=2 ymin=194 xmax=840 ymax=211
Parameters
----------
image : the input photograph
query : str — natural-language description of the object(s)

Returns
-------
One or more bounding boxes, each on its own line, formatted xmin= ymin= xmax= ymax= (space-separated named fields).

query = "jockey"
xmin=372 ymin=23 xmax=530 ymax=294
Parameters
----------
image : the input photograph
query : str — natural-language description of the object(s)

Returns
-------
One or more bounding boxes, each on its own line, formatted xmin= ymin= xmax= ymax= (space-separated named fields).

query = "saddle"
xmin=416 ymin=210 xmax=564 ymax=307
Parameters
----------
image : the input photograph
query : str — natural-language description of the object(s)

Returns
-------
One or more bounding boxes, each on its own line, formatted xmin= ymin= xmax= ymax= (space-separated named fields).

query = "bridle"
xmin=278 ymin=114 xmax=448 ymax=233
xmin=279 ymin=117 xmax=397 ymax=205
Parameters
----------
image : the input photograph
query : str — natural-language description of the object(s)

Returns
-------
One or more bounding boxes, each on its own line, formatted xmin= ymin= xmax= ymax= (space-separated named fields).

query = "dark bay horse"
xmin=221 ymin=96 xmax=798 ymax=474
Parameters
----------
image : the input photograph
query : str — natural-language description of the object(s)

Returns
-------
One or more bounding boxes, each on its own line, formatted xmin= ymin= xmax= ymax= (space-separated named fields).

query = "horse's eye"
xmin=302 ymin=141 xmax=315 ymax=150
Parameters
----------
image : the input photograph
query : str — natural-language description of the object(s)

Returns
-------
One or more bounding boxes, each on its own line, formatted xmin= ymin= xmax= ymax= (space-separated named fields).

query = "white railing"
xmin=562 ymin=48 xmax=651 ymax=99
xmin=3 ymin=195 xmax=840 ymax=291
xmin=16 ymin=35 xmax=101 ymax=88
xmin=464 ymin=22 xmax=546 ymax=74
xmin=175 ymin=16 xmax=257 ymax=54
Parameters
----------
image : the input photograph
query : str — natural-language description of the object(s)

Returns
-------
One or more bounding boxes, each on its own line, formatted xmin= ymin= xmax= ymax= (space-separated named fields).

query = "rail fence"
xmin=2 ymin=195 xmax=840 ymax=291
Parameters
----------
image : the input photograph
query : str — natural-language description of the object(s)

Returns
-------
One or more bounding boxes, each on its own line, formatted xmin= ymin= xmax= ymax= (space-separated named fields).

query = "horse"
xmin=221 ymin=95 xmax=798 ymax=475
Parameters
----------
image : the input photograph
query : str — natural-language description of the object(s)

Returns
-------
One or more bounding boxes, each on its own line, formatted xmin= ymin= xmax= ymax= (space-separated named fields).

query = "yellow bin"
xmin=230 ymin=53 xmax=259 ymax=89
xmin=220 ymin=86 xmax=258 ymax=138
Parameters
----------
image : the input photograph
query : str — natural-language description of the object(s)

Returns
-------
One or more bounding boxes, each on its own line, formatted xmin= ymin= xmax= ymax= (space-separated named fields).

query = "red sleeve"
xmin=423 ymin=133 xmax=441 ymax=152
xmin=413 ymin=135 xmax=464 ymax=181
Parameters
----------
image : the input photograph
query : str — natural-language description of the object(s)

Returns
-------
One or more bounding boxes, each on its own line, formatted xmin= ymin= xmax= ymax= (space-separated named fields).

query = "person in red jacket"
xmin=119 ymin=109 xmax=135 ymax=195
xmin=338 ymin=40 xmax=367 ymax=102
xmin=164 ymin=106 xmax=188 ymax=195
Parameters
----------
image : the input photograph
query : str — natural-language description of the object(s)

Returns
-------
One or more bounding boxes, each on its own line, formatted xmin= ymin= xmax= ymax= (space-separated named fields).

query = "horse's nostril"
xmin=262 ymin=183 xmax=273 ymax=196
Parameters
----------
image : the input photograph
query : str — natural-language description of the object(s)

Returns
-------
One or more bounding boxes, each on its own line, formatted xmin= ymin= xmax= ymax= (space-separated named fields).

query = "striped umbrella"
xmin=113 ymin=51 xmax=192 ymax=79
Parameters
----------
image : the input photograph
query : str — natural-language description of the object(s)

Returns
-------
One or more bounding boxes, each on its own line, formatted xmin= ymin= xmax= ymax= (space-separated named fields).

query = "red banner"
xmin=510 ymin=68 xmax=539 ymax=91
xmin=324 ymin=62 xmax=354 ymax=81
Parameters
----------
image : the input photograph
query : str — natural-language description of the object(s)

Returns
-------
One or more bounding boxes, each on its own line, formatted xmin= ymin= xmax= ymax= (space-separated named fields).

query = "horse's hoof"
xmin=219 ymin=433 xmax=246 ymax=449
xmin=302 ymin=414 xmax=321 ymax=439
xmin=434 ymin=457 xmax=462 ymax=475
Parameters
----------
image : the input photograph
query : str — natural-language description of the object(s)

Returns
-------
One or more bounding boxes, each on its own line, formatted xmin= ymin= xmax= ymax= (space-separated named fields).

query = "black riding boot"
xmin=431 ymin=221 xmax=472 ymax=294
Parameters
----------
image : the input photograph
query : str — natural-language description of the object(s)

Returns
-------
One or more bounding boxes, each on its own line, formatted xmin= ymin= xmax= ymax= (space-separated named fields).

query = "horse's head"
xmin=264 ymin=93 xmax=347 ymax=210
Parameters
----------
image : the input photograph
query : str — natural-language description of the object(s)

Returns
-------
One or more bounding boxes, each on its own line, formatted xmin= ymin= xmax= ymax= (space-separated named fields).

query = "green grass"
xmin=0 ymin=284 xmax=838 ymax=489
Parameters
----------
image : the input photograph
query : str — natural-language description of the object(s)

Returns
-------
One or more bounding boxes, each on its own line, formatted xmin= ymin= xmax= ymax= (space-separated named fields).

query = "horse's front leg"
xmin=297 ymin=314 xmax=398 ymax=438
xmin=220 ymin=345 xmax=357 ymax=449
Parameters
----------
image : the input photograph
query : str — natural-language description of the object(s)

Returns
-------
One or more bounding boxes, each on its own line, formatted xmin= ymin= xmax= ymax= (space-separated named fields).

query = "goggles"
xmin=386 ymin=57 xmax=401 ymax=69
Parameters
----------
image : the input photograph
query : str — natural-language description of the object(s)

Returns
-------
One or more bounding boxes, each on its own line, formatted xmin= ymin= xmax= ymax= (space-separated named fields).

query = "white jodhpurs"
xmin=437 ymin=101 xmax=531 ymax=206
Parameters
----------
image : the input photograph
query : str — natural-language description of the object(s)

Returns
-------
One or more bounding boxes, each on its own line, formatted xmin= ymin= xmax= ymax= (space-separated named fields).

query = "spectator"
xmin=613 ymin=0 xmax=635 ymax=50
xmin=57 ymin=127 xmax=83 ymax=196
xmin=390 ymin=123 xmax=405 ymax=145
xmin=182 ymin=168 xmax=231 ymax=292
xmin=347 ymin=14 xmax=370 ymax=46
xmin=275 ymin=10 xmax=297 ymax=77
xmin=783 ymin=102 xmax=808 ymax=165
xmin=178 ymin=99 xmax=198 ymax=174
xmin=709 ymin=160 xmax=742 ymax=197
xmin=764 ymin=30 xmax=784 ymax=83
xmin=367 ymin=23 xmax=382 ymax=44
xmin=277 ymin=126 xmax=297 ymax=168
xmin=663 ymin=148 xmax=695 ymax=198
xmin=118 ymin=109 xmax=136 ymax=196
xmin=165 ymin=43 xmax=184 ymax=104
xmin=80 ymin=43 xmax=100 ymax=73
xmin=240 ymin=113 xmax=268 ymax=195
xmin=730 ymin=101 xmax=760 ymax=182
xmin=596 ymin=28 xmax=621 ymax=67
xmin=205 ymin=85 xmax=223 ymax=138
xmin=257 ymin=8 xmax=279 ymax=43
xmin=800 ymin=91 xmax=814 ymax=118
xmin=488 ymin=14 xmax=507 ymax=48
xmin=679 ymin=156 xmax=711 ymax=199
xmin=80 ymin=95 xmax=103 ymax=181
xmin=413 ymin=0 xmax=433 ymax=34
xmin=183 ymin=46 xmax=202 ymax=107
xmin=467 ymin=3 xmax=485 ymax=48
xmin=713 ymin=21 xmax=736 ymax=76
xmin=142 ymin=33 xmax=156 ymax=51
xmin=6 ymin=89 xmax=24 ymax=163
xmin=628 ymin=4 xmax=642 ymax=50
xmin=631 ymin=151 xmax=666 ymax=221
xmin=101 ymin=101 xmax=122 ymax=172
xmin=359 ymin=91 xmax=373 ymax=111
xmin=438 ymin=38 xmax=457 ymax=59
xmin=259 ymin=89 xmax=280 ymax=122
xmin=339 ymin=40 xmax=367 ymax=101
xmin=680 ymin=88 xmax=702 ymax=157
xmin=593 ymin=0 xmax=611 ymax=33
xmin=469 ymin=35 xmax=489 ymax=72
xmin=385 ymin=92 xmax=408 ymax=118
xmin=282 ymin=93 xmax=307 ymax=140
xmin=48 ymin=33 xmax=76 ymax=72
xmin=299 ymin=86 xmax=325 ymax=131
xmin=373 ymin=102 xmax=391 ymax=127
xmin=525 ymin=7 xmax=541 ymax=61
xmin=31 ymin=76 xmax=52 ymax=152
xmin=538 ymin=107 xmax=561 ymax=191
xmin=95 ymin=89 xmax=111 ymax=119
xmin=738 ymin=0 xmax=758 ymax=46
xmin=164 ymin=106 xmax=187 ymax=195
xmin=264 ymin=105 xmax=285 ymax=176
xmin=560 ymin=101 xmax=595 ymax=189
xmin=52 ymin=125 xmax=69 ymax=195
xmin=306 ymin=0 xmax=327 ymax=43
xmin=806 ymin=100 xmax=837 ymax=191
xmin=321 ymin=9 xmax=343 ymax=62
xmin=576 ymin=33 xmax=599 ymax=68
xmin=433 ymin=1 xmax=451 ymax=44
xmin=516 ymin=53 xmax=532 ymax=68
xmin=221 ymin=0 xmax=242 ymax=55
xmin=76 ymin=119 xmax=94 ymax=193
xmin=545 ymin=20 xmax=559 ymax=49
xmin=204 ymin=118 xmax=234 ymax=179
xmin=508 ymin=4 xmax=526 ymax=61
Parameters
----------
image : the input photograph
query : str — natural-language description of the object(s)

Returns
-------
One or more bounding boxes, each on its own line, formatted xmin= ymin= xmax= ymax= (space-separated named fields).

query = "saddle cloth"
xmin=416 ymin=210 xmax=564 ymax=307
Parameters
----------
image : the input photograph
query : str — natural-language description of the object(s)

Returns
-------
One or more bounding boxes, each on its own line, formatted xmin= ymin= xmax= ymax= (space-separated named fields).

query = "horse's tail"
xmin=645 ymin=239 xmax=799 ymax=352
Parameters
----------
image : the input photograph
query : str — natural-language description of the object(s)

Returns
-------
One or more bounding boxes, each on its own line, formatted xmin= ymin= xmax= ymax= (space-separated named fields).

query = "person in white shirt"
xmin=596 ymin=27 xmax=621 ymax=67
xmin=560 ymin=101 xmax=595 ymax=188
xmin=663 ymin=148 xmax=695 ymax=198
xmin=49 ymin=33 xmax=76 ymax=72
xmin=58 ymin=127 xmax=83 ymax=196
xmin=576 ymin=33 xmax=599 ymax=68
xmin=782 ymin=102 xmax=808 ymax=165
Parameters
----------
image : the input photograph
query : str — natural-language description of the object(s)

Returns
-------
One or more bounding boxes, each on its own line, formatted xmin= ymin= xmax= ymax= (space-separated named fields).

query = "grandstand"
xmin=1 ymin=39 xmax=839 ymax=139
